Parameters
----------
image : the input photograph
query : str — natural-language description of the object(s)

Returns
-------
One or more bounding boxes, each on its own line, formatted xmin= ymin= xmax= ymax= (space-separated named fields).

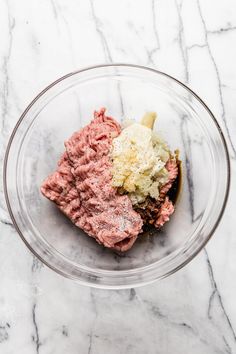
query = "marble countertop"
xmin=0 ymin=0 xmax=236 ymax=353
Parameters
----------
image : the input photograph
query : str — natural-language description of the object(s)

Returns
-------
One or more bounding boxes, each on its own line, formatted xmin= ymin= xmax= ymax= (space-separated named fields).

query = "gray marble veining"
xmin=0 ymin=0 xmax=236 ymax=353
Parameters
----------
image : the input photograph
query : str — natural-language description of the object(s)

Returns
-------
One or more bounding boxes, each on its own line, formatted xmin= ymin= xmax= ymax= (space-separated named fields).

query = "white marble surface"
xmin=0 ymin=0 xmax=236 ymax=353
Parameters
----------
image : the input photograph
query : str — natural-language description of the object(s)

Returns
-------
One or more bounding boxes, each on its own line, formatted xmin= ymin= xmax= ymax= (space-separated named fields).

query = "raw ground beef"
xmin=41 ymin=108 xmax=143 ymax=251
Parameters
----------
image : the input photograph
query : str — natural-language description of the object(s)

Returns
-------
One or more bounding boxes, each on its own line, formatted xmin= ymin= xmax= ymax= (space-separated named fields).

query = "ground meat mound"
xmin=41 ymin=108 xmax=143 ymax=251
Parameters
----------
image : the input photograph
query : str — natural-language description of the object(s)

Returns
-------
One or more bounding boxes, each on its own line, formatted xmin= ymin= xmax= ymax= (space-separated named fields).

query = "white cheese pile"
xmin=111 ymin=113 xmax=170 ymax=205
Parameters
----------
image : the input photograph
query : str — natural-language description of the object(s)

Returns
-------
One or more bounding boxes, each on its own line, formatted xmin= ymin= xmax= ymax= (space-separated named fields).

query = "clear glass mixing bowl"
xmin=4 ymin=64 xmax=230 ymax=289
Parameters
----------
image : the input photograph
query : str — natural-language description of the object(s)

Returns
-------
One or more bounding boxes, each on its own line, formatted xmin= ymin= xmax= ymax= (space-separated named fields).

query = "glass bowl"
xmin=4 ymin=64 xmax=230 ymax=289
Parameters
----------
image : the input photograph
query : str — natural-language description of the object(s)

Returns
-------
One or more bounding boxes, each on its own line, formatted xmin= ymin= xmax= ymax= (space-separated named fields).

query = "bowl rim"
xmin=3 ymin=63 xmax=231 ymax=288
